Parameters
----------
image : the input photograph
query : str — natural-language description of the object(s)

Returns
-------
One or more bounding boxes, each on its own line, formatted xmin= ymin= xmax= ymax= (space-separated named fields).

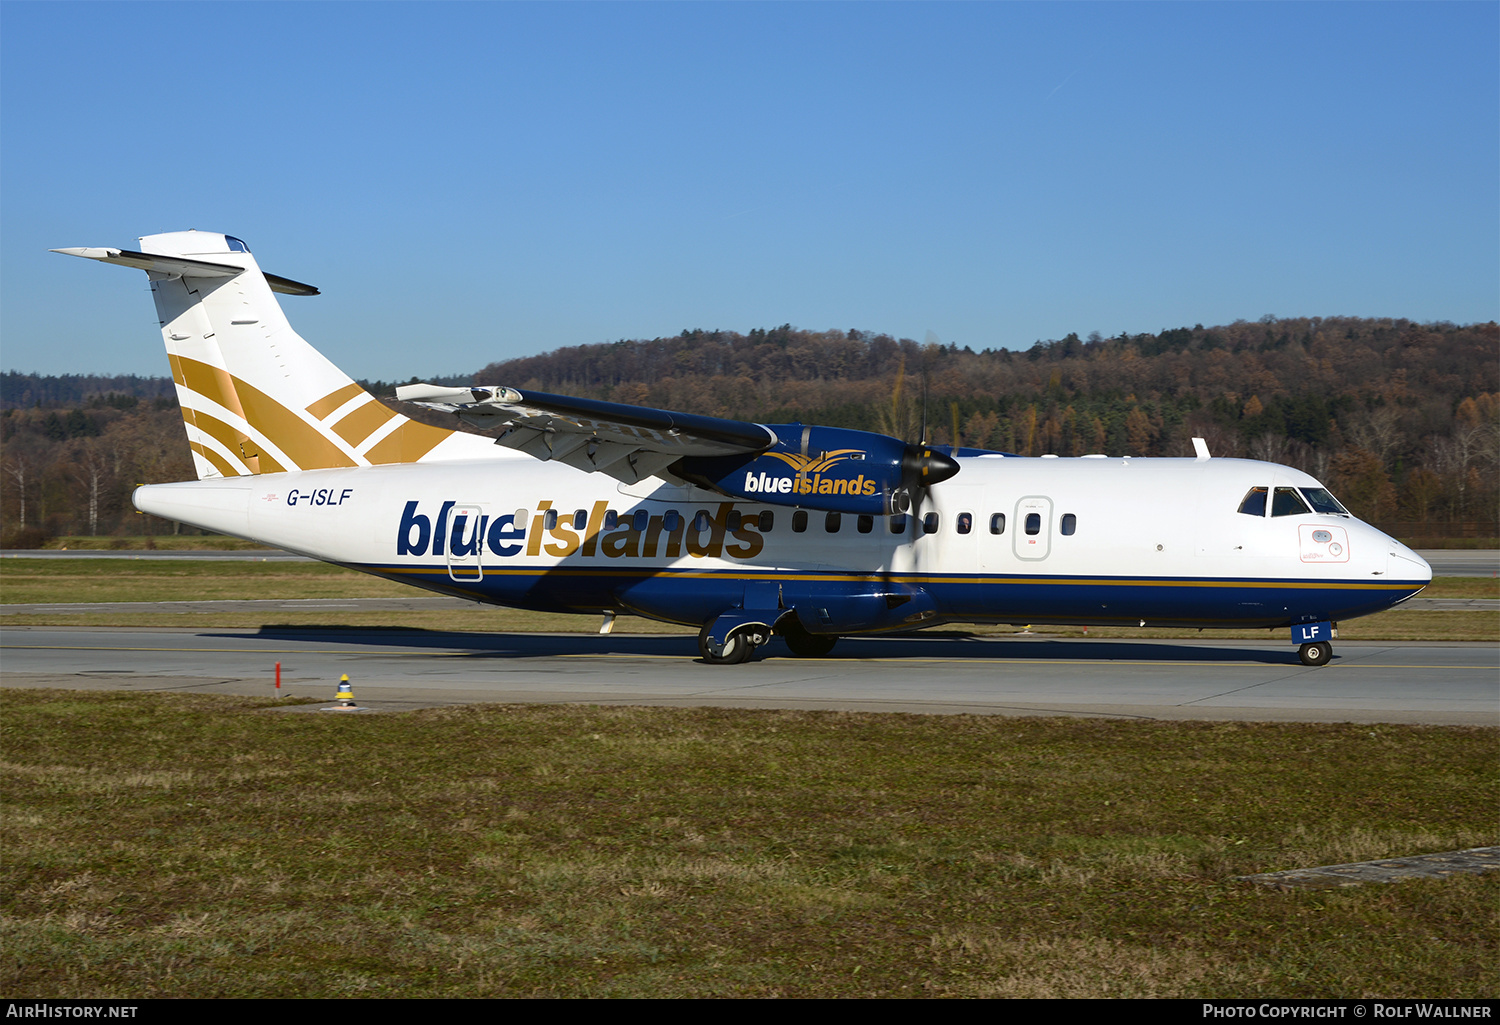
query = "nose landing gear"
xmin=1298 ymin=641 xmax=1332 ymax=667
xmin=1292 ymin=621 xmax=1335 ymax=667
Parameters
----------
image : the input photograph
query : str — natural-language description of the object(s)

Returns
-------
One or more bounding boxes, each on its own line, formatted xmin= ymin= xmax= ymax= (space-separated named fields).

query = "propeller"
xmin=896 ymin=438 xmax=959 ymax=516
xmin=890 ymin=335 xmax=959 ymax=518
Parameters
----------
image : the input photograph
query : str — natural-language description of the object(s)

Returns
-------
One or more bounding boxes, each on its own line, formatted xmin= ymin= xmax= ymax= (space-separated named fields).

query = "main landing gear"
xmin=697 ymin=618 xmax=840 ymax=664
xmin=698 ymin=623 xmax=766 ymax=665
xmin=1298 ymin=641 xmax=1333 ymax=667
xmin=777 ymin=617 xmax=838 ymax=658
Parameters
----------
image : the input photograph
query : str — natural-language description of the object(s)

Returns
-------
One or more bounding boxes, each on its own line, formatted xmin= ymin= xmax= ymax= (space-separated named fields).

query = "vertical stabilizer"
xmin=55 ymin=231 xmax=498 ymax=479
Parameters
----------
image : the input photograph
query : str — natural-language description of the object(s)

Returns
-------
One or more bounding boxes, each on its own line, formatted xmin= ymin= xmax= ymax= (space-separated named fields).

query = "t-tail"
xmin=53 ymin=231 xmax=494 ymax=479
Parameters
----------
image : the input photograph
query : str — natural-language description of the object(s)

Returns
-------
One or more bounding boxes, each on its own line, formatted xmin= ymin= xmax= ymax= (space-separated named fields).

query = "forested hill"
xmin=479 ymin=317 xmax=1496 ymax=451
xmin=0 ymin=372 xmax=177 ymax=410
xmin=478 ymin=317 xmax=1495 ymax=433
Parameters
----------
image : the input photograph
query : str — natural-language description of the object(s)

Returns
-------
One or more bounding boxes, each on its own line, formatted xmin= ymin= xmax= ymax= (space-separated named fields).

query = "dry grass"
xmin=1 ymin=691 xmax=1494 ymax=998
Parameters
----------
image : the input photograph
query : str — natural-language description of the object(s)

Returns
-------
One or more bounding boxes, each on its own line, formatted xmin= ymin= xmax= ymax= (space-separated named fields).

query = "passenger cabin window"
xmin=956 ymin=512 xmax=973 ymax=535
xmin=543 ymin=509 xmax=559 ymax=530
xmin=889 ymin=514 xmax=907 ymax=534
xmin=1061 ymin=513 xmax=1077 ymax=535
xmin=1237 ymin=487 xmax=1268 ymax=517
xmin=727 ymin=510 xmax=743 ymax=531
xmin=990 ymin=513 xmax=1006 ymax=534
xmin=792 ymin=510 xmax=808 ymax=533
xmin=758 ymin=510 xmax=774 ymax=531
xmin=857 ymin=514 xmax=874 ymax=534
xmin=1272 ymin=487 xmax=1310 ymax=517
xmin=573 ymin=509 xmax=588 ymax=529
xmin=825 ymin=512 xmax=842 ymax=533
xmin=603 ymin=510 xmax=619 ymax=530
xmin=922 ymin=512 xmax=940 ymax=535
xmin=632 ymin=509 xmax=649 ymax=531
xmin=693 ymin=510 xmax=712 ymax=532
xmin=1025 ymin=513 xmax=1041 ymax=535
xmin=663 ymin=510 xmax=681 ymax=531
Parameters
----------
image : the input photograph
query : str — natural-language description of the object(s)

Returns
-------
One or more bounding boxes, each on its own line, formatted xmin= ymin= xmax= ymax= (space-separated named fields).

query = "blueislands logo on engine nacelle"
xmin=744 ymin=449 xmax=879 ymax=497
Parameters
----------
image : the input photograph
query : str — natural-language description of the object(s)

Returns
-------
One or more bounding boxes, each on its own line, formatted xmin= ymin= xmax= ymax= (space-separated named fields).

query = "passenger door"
xmin=1013 ymin=496 xmax=1053 ymax=561
xmin=446 ymin=504 xmax=485 ymax=582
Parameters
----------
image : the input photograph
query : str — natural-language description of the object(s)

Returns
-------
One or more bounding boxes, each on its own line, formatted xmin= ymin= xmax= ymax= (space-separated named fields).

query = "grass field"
xmin=0 ymin=558 xmax=1495 ymax=640
xmin=1 ymin=689 xmax=1494 ymax=998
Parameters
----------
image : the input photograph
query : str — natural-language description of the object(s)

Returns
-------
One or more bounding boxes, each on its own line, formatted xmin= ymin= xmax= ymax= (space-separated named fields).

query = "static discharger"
xmin=320 ymin=674 xmax=371 ymax=713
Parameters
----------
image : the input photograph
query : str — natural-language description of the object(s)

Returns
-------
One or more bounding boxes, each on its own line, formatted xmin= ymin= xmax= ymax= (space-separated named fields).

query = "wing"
xmin=395 ymin=383 xmax=775 ymax=484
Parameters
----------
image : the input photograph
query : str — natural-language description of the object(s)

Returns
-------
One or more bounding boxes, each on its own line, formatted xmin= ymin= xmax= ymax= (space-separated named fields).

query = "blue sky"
xmin=2 ymin=1 xmax=1496 ymax=381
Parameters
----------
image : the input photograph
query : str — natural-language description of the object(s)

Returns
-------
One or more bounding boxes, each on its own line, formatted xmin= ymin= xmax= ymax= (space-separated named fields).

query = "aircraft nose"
xmin=1388 ymin=547 xmax=1432 ymax=583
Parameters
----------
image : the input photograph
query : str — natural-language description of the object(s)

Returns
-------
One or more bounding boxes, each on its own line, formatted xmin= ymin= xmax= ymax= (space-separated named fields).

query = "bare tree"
xmin=1342 ymin=405 xmax=1404 ymax=467
xmin=2 ymin=446 xmax=37 ymax=528
xmin=69 ymin=438 xmax=114 ymax=536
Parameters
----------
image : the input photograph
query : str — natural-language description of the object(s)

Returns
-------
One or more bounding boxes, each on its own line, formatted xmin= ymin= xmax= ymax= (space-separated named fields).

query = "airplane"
xmin=53 ymin=231 xmax=1432 ymax=666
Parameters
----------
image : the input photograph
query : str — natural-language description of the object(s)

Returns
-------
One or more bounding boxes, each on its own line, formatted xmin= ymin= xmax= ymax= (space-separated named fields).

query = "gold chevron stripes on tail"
xmin=305 ymin=382 xmax=452 ymax=462
xmin=184 ymin=408 xmax=287 ymax=475
xmin=175 ymin=367 xmax=455 ymax=474
xmin=365 ymin=421 xmax=451 ymax=464
xmin=188 ymin=441 xmax=239 ymax=479
xmin=305 ymin=383 xmax=366 ymax=420
xmin=332 ymin=400 xmax=398 ymax=445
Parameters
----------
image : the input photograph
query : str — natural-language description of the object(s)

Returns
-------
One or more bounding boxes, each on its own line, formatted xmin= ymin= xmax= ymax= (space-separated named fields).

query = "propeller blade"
xmin=919 ymin=373 xmax=929 ymax=447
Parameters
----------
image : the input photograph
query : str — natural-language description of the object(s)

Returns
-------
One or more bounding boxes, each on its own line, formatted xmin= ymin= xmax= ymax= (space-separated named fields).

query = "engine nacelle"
xmin=674 ymin=425 xmax=958 ymax=515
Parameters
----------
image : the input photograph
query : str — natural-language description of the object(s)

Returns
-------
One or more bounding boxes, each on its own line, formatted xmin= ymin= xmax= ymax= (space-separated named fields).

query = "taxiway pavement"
xmin=2 ymin=626 xmax=1494 ymax=725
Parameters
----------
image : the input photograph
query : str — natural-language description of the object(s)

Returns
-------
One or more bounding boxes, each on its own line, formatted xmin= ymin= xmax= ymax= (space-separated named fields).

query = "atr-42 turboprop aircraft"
xmin=55 ymin=231 xmax=1432 ymax=665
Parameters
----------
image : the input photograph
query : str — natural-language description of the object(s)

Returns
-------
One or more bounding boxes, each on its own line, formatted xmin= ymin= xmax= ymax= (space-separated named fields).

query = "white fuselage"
xmin=134 ymin=451 xmax=1431 ymax=632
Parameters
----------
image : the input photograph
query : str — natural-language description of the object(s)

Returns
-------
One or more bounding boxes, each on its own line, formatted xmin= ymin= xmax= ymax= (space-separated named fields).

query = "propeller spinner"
xmin=891 ymin=442 xmax=959 ymax=513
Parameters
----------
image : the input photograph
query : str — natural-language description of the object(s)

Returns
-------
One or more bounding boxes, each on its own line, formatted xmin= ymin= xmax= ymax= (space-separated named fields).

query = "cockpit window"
xmin=224 ymin=236 xmax=250 ymax=253
xmin=1237 ymin=487 xmax=1267 ymax=517
xmin=1300 ymin=488 xmax=1348 ymax=515
xmin=1271 ymin=487 xmax=1310 ymax=517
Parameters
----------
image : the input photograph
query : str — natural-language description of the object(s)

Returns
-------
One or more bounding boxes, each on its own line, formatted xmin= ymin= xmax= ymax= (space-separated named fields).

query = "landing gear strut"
xmin=1298 ymin=641 xmax=1333 ymax=667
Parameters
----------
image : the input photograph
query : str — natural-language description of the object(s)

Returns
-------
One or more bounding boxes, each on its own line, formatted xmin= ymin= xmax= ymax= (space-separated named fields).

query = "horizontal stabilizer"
xmin=51 ymin=247 xmax=319 ymax=296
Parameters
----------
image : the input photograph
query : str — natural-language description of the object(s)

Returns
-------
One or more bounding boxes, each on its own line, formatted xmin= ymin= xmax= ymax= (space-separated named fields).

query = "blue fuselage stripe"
xmin=343 ymin=562 xmax=1424 ymax=630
